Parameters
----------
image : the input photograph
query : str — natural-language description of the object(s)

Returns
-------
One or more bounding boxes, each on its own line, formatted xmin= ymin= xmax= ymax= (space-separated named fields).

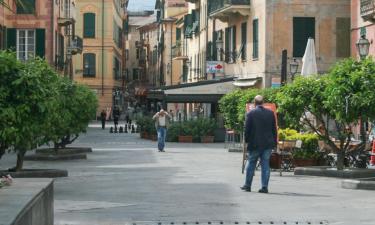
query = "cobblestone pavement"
xmin=1 ymin=125 xmax=374 ymax=225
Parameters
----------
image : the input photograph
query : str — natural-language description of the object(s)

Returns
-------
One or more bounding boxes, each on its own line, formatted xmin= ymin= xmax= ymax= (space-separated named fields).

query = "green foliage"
xmin=0 ymin=51 xmax=98 ymax=169
xmin=219 ymin=88 xmax=279 ymax=132
xmin=166 ymin=118 xmax=217 ymax=142
xmin=278 ymin=128 xmax=319 ymax=151
xmin=277 ymin=58 xmax=375 ymax=169
xmin=136 ymin=116 xmax=155 ymax=133
xmin=292 ymin=149 xmax=322 ymax=160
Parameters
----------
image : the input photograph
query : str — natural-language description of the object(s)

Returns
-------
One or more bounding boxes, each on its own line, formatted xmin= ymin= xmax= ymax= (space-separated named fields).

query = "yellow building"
xmin=74 ymin=0 xmax=127 ymax=116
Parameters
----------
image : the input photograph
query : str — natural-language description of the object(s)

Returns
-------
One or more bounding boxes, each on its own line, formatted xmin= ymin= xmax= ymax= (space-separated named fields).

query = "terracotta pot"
xmin=200 ymin=136 xmax=214 ymax=143
xmin=270 ymin=152 xmax=281 ymax=169
xmin=293 ymin=158 xmax=318 ymax=167
xmin=178 ymin=135 xmax=193 ymax=143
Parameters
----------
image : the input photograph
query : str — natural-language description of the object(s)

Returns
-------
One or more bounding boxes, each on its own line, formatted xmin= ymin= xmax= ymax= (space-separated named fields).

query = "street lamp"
xmin=289 ymin=58 xmax=299 ymax=81
xmin=356 ymin=35 xmax=371 ymax=59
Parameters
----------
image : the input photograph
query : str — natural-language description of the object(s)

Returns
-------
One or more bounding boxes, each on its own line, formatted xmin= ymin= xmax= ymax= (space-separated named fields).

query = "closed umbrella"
xmin=301 ymin=38 xmax=318 ymax=76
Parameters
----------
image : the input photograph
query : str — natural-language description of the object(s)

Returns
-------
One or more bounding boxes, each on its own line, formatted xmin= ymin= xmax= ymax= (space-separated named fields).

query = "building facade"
xmin=351 ymin=0 xmax=375 ymax=58
xmin=0 ymin=0 xmax=81 ymax=76
xmin=73 ymin=0 xmax=127 ymax=116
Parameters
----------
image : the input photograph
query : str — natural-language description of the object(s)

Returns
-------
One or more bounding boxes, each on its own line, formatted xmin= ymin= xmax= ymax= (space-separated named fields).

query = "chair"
xmin=277 ymin=140 xmax=297 ymax=176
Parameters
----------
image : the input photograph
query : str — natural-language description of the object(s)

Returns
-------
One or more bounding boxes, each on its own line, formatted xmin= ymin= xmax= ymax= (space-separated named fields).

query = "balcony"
xmin=55 ymin=55 xmax=65 ymax=71
xmin=172 ymin=41 xmax=188 ymax=60
xmin=58 ymin=1 xmax=76 ymax=26
xmin=208 ymin=0 xmax=250 ymax=22
xmin=361 ymin=0 xmax=375 ymax=21
xmin=67 ymin=36 xmax=83 ymax=55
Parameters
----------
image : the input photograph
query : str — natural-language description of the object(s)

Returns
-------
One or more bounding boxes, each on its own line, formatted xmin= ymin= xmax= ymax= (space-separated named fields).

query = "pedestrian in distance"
xmin=152 ymin=109 xmax=171 ymax=152
xmin=100 ymin=109 xmax=107 ymax=130
xmin=113 ymin=106 xmax=120 ymax=130
xmin=241 ymin=95 xmax=277 ymax=193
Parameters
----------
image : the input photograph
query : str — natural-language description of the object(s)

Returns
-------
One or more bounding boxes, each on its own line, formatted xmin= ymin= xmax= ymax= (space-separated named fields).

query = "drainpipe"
xmin=170 ymin=23 xmax=172 ymax=85
xmin=101 ymin=0 xmax=104 ymax=96
xmin=51 ymin=0 xmax=54 ymax=65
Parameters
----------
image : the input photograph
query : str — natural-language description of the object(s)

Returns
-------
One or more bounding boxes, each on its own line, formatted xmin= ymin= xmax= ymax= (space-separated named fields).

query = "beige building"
xmin=73 ymin=0 xmax=128 ymax=116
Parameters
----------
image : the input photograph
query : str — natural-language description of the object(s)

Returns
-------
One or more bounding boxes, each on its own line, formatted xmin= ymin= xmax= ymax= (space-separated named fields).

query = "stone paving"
xmin=1 ymin=125 xmax=375 ymax=225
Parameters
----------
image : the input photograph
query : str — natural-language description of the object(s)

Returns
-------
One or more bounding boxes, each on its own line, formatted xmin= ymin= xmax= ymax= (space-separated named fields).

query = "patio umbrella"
xmin=301 ymin=38 xmax=318 ymax=76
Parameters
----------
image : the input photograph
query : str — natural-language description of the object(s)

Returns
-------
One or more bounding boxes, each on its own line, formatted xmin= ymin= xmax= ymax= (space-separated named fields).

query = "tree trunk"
xmin=336 ymin=150 xmax=345 ymax=170
xmin=15 ymin=151 xmax=26 ymax=172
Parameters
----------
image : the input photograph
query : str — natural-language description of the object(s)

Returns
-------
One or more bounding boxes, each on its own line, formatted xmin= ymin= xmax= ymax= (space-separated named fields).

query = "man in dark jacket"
xmin=241 ymin=95 xmax=277 ymax=193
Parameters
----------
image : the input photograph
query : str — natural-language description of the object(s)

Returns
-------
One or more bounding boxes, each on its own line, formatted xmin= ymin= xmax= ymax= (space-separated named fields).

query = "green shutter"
xmin=336 ymin=18 xmax=350 ymax=58
xmin=253 ymin=19 xmax=259 ymax=59
xmin=225 ymin=28 xmax=229 ymax=62
xmin=206 ymin=41 xmax=212 ymax=60
xmin=35 ymin=29 xmax=45 ymax=58
xmin=176 ymin=28 xmax=181 ymax=41
xmin=293 ymin=17 xmax=315 ymax=57
xmin=213 ymin=31 xmax=218 ymax=60
xmin=83 ymin=53 xmax=96 ymax=77
xmin=241 ymin=22 xmax=247 ymax=60
xmin=6 ymin=28 xmax=16 ymax=51
xmin=84 ymin=13 xmax=96 ymax=38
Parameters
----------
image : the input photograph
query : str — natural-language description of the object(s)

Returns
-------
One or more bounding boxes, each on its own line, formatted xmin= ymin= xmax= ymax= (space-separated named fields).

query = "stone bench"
xmin=0 ymin=178 xmax=54 ymax=225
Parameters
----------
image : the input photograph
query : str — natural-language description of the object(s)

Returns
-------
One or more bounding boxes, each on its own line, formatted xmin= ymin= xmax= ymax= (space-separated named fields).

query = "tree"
xmin=277 ymin=58 xmax=375 ymax=170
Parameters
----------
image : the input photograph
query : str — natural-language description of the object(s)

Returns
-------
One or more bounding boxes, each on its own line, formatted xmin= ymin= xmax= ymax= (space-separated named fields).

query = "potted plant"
xmin=292 ymin=149 xmax=322 ymax=167
xmin=178 ymin=121 xmax=193 ymax=143
xmin=199 ymin=118 xmax=217 ymax=143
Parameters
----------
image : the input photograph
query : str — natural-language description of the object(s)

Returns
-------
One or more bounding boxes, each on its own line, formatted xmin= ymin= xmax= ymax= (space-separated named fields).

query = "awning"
xmin=147 ymin=78 xmax=236 ymax=103
xmin=135 ymin=87 xmax=148 ymax=96
xmin=233 ymin=78 xmax=261 ymax=87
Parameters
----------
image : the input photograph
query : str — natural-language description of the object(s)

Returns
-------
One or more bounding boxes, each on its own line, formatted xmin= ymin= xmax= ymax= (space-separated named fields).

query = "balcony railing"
xmin=209 ymin=0 xmax=250 ymax=14
xmin=55 ymin=55 xmax=65 ymax=71
xmin=67 ymin=36 xmax=83 ymax=55
xmin=361 ymin=0 xmax=375 ymax=21
xmin=58 ymin=1 xmax=76 ymax=26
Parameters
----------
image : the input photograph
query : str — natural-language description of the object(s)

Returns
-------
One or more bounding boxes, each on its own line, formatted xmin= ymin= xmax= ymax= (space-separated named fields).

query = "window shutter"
xmin=84 ymin=13 xmax=96 ymax=38
xmin=35 ymin=29 xmax=45 ymax=58
xmin=176 ymin=28 xmax=181 ymax=41
xmin=253 ymin=19 xmax=259 ymax=59
xmin=6 ymin=28 xmax=16 ymax=50
xmin=232 ymin=26 xmax=236 ymax=62
xmin=213 ymin=31 xmax=218 ymax=61
xmin=293 ymin=17 xmax=315 ymax=57
xmin=225 ymin=28 xmax=229 ymax=62
xmin=83 ymin=53 xmax=96 ymax=77
xmin=206 ymin=41 xmax=212 ymax=60
xmin=241 ymin=22 xmax=247 ymax=60
xmin=336 ymin=18 xmax=350 ymax=58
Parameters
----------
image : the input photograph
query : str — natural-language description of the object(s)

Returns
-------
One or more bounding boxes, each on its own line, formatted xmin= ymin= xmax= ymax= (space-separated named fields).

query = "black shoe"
xmin=240 ymin=186 xmax=251 ymax=192
xmin=258 ymin=187 xmax=268 ymax=193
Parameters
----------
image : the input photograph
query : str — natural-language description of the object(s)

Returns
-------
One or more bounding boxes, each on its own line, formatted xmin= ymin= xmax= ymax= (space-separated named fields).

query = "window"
xmin=16 ymin=0 xmax=35 ymax=14
xmin=225 ymin=26 xmax=236 ymax=63
xmin=136 ymin=48 xmax=140 ymax=59
xmin=83 ymin=53 xmax=96 ymax=77
xmin=252 ymin=19 xmax=259 ymax=59
xmin=133 ymin=68 xmax=139 ymax=80
xmin=336 ymin=18 xmax=350 ymax=58
xmin=17 ymin=30 xmax=35 ymax=61
xmin=83 ymin=13 xmax=96 ymax=38
xmin=113 ymin=57 xmax=121 ymax=80
xmin=0 ymin=26 xmax=5 ymax=50
xmin=113 ymin=20 xmax=122 ymax=48
xmin=293 ymin=17 xmax=315 ymax=57
xmin=125 ymin=49 xmax=129 ymax=61
xmin=241 ymin=22 xmax=247 ymax=60
xmin=176 ymin=28 xmax=181 ymax=41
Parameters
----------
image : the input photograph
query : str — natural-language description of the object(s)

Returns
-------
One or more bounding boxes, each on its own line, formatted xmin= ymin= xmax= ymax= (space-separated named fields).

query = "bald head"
xmin=254 ymin=95 xmax=264 ymax=106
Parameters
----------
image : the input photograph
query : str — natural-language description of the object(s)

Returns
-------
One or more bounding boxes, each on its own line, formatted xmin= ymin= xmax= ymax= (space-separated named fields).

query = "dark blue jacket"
xmin=245 ymin=105 xmax=277 ymax=151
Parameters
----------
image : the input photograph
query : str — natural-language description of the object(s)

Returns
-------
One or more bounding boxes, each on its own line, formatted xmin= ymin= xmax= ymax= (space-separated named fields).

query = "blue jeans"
xmin=245 ymin=148 xmax=272 ymax=188
xmin=157 ymin=127 xmax=167 ymax=151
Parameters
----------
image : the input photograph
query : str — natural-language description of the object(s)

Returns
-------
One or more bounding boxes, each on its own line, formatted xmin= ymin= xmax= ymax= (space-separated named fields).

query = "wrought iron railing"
xmin=208 ymin=0 xmax=250 ymax=15
xmin=55 ymin=55 xmax=65 ymax=71
xmin=360 ymin=0 xmax=375 ymax=18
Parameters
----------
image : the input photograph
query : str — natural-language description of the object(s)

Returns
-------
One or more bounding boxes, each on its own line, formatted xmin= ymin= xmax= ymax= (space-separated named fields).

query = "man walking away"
xmin=100 ymin=109 xmax=107 ymax=129
xmin=241 ymin=95 xmax=277 ymax=193
xmin=152 ymin=109 xmax=171 ymax=152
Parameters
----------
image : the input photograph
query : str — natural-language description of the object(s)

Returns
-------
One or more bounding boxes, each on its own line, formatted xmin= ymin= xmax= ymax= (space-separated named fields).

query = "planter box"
xmin=293 ymin=158 xmax=318 ymax=167
xmin=201 ymin=136 xmax=214 ymax=143
xmin=178 ymin=135 xmax=193 ymax=143
xmin=270 ymin=152 xmax=281 ymax=169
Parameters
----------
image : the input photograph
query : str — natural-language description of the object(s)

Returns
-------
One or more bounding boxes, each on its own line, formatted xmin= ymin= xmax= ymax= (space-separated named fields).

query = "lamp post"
xmin=356 ymin=35 xmax=370 ymax=60
xmin=289 ymin=58 xmax=299 ymax=81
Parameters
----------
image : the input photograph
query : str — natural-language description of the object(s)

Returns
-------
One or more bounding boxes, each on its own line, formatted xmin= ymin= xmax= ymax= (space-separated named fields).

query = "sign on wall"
xmin=206 ymin=61 xmax=224 ymax=74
